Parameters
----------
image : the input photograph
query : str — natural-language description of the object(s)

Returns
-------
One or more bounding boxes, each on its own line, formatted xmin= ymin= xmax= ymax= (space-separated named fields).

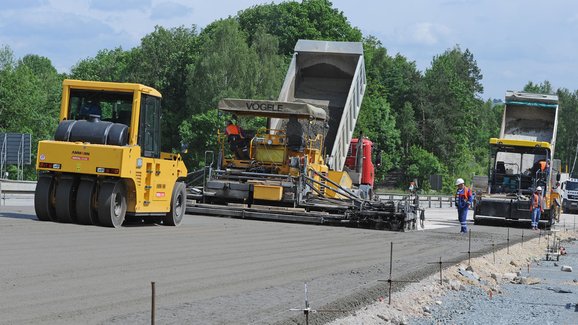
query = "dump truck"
xmin=34 ymin=80 xmax=188 ymax=227
xmin=474 ymin=91 xmax=561 ymax=227
xmin=186 ymin=40 xmax=423 ymax=231
xmin=561 ymin=177 xmax=578 ymax=214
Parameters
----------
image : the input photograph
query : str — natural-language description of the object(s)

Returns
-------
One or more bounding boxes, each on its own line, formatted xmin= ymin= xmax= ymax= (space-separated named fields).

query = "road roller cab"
xmin=35 ymin=79 xmax=188 ymax=227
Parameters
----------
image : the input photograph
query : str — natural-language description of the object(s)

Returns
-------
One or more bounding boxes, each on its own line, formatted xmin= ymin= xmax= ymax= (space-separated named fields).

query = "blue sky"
xmin=1 ymin=0 xmax=577 ymax=100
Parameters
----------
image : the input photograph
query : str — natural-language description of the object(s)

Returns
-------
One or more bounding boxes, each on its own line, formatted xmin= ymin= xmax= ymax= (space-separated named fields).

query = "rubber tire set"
xmin=34 ymin=173 xmax=185 ymax=228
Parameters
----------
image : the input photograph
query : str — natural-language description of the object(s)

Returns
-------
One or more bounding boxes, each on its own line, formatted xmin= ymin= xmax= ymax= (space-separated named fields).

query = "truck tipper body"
xmin=474 ymin=91 xmax=561 ymax=226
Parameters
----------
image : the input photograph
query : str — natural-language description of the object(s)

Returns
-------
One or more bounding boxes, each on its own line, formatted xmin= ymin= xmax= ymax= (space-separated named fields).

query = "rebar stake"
xmin=439 ymin=257 xmax=443 ymax=285
xmin=289 ymin=283 xmax=311 ymax=325
xmin=468 ymin=230 xmax=472 ymax=265
xmin=521 ymin=230 xmax=524 ymax=247
xmin=492 ymin=241 xmax=496 ymax=264
xmin=289 ymin=283 xmax=346 ymax=324
xmin=507 ymin=227 xmax=510 ymax=254
xmin=304 ymin=283 xmax=309 ymax=325
xmin=388 ymin=241 xmax=393 ymax=305
xmin=151 ymin=282 xmax=155 ymax=325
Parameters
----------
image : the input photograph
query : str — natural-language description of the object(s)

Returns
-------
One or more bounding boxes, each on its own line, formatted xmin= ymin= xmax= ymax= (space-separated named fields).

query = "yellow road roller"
xmin=34 ymin=79 xmax=187 ymax=227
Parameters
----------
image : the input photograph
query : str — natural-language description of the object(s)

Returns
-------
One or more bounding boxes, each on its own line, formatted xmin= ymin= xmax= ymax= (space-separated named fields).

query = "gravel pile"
xmin=329 ymin=231 xmax=578 ymax=325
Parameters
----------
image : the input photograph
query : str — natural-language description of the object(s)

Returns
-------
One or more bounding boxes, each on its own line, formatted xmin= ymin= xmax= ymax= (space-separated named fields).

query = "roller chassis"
xmin=35 ymin=171 xmax=187 ymax=228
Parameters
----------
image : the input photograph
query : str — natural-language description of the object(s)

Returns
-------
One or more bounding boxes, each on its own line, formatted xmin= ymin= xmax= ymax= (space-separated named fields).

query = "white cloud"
xmin=409 ymin=22 xmax=451 ymax=46
xmin=151 ymin=2 xmax=193 ymax=20
xmin=89 ymin=0 xmax=151 ymax=12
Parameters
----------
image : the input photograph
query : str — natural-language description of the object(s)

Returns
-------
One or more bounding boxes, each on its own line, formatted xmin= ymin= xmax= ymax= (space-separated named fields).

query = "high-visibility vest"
xmin=225 ymin=124 xmax=241 ymax=136
xmin=455 ymin=186 xmax=472 ymax=208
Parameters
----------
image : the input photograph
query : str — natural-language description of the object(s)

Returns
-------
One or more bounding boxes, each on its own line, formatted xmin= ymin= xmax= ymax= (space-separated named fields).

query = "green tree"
xmin=523 ymin=80 xmax=554 ymax=94
xmin=128 ymin=26 xmax=199 ymax=152
xmin=0 ymin=47 xmax=62 ymax=179
xmin=70 ymin=47 xmax=131 ymax=81
xmin=178 ymin=109 xmax=222 ymax=168
xmin=355 ymin=95 xmax=400 ymax=177
xmin=362 ymin=36 xmax=422 ymax=154
xmin=238 ymin=0 xmax=361 ymax=55
xmin=555 ymin=88 xmax=578 ymax=172
xmin=422 ymin=46 xmax=484 ymax=176
xmin=187 ymin=19 xmax=258 ymax=115
xmin=404 ymin=145 xmax=448 ymax=191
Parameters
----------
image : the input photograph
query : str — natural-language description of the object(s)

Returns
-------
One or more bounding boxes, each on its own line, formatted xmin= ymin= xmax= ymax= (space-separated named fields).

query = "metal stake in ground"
xmin=468 ymin=230 xmax=472 ymax=265
xmin=460 ymin=230 xmax=483 ymax=265
xmin=151 ymin=282 xmax=155 ymax=325
xmin=507 ymin=227 xmax=510 ymax=254
xmin=289 ymin=283 xmax=346 ymax=325
xmin=521 ymin=229 xmax=524 ymax=247
xmin=378 ymin=242 xmax=419 ymax=305
xmin=490 ymin=236 xmax=496 ymax=264
xmin=427 ymin=257 xmax=462 ymax=285
xmin=289 ymin=283 xmax=311 ymax=325
xmin=388 ymin=242 xmax=393 ymax=304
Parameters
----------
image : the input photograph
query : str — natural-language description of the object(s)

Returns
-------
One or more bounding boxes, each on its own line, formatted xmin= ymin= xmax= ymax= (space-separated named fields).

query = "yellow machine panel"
xmin=254 ymin=146 xmax=286 ymax=163
xmin=253 ymin=184 xmax=284 ymax=201
xmin=325 ymin=170 xmax=353 ymax=199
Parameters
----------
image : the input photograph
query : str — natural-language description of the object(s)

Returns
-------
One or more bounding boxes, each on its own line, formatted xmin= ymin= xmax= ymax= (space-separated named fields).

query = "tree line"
xmin=1 ymin=0 xmax=577 ymax=192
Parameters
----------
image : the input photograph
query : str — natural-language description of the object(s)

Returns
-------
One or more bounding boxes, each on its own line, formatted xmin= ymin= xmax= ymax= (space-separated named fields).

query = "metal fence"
xmin=379 ymin=193 xmax=454 ymax=208
xmin=0 ymin=180 xmax=36 ymax=206
xmin=0 ymin=182 xmax=457 ymax=209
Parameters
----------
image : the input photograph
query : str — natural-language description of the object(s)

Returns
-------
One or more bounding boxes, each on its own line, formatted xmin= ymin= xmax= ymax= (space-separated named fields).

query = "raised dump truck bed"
xmin=274 ymin=40 xmax=366 ymax=171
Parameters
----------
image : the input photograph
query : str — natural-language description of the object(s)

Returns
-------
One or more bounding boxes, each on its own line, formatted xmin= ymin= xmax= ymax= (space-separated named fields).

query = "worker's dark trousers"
xmin=457 ymin=207 xmax=468 ymax=233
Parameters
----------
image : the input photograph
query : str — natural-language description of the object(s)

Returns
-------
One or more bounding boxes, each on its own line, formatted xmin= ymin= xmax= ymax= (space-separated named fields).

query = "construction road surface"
xmin=1 ymin=205 xmax=571 ymax=325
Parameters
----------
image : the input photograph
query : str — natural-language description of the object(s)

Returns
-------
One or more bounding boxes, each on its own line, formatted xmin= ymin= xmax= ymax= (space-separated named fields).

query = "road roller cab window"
xmin=138 ymin=94 xmax=161 ymax=158
xmin=68 ymin=89 xmax=133 ymax=126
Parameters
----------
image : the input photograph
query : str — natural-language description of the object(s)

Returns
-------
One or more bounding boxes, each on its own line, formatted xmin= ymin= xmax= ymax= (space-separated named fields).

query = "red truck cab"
xmin=345 ymin=138 xmax=375 ymax=188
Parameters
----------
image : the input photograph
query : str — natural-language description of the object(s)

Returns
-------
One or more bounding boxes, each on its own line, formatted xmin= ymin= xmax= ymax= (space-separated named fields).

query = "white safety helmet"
xmin=455 ymin=178 xmax=465 ymax=186
xmin=536 ymin=186 xmax=542 ymax=192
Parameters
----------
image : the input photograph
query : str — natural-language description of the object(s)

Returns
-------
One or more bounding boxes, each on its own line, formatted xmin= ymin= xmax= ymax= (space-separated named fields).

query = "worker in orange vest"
xmin=530 ymin=186 xmax=544 ymax=230
xmin=225 ymin=120 xmax=248 ymax=159
xmin=455 ymin=178 xmax=473 ymax=234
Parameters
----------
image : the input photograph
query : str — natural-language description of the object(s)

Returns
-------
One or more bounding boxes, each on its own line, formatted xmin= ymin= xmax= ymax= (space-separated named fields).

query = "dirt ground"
xmin=0 ymin=205 xmax=561 ymax=324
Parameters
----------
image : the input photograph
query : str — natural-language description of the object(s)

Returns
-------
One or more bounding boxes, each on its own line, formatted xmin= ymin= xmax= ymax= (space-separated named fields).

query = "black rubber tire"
xmin=98 ymin=180 xmax=127 ymax=228
xmin=163 ymin=182 xmax=186 ymax=226
xmin=55 ymin=174 xmax=78 ymax=223
xmin=76 ymin=179 xmax=98 ymax=225
xmin=34 ymin=173 xmax=56 ymax=221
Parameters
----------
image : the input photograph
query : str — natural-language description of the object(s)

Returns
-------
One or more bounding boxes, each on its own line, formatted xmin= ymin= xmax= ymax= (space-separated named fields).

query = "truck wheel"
xmin=98 ymin=180 xmax=127 ymax=228
xmin=54 ymin=174 xmax=78 ymax=223
xmin=35 ymin=173 xmax=56 ymax=221
xmin=76 ymin=178 xmax=98 ymax=225
xmin=163 ymin=182 xmax=186 ymax=227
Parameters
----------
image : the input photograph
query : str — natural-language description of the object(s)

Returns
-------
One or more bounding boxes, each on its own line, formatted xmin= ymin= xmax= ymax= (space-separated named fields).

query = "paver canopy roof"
xmin=218 ymin=99 xmax=327 ymax=121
